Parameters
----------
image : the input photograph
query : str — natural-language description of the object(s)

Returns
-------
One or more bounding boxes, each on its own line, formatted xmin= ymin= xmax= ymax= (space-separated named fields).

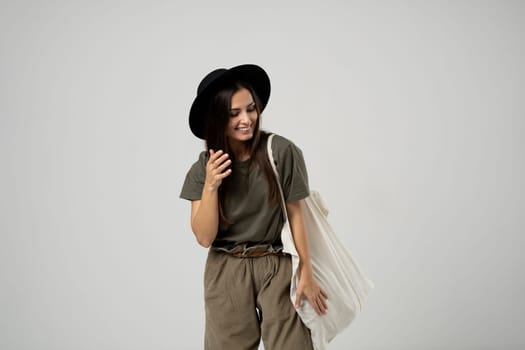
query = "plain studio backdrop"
xmin=1 ymin=1 xmax=523 ymax=349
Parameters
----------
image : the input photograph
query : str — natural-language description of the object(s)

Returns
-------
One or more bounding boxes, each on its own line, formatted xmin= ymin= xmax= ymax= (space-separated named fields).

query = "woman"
xmin=180 ymin=64 xmax=328 ymax=349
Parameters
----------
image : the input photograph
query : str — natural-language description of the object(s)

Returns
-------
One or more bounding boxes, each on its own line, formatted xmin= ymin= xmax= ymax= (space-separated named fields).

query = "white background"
xmin=1 ymin=1 xmax=524 ymax=349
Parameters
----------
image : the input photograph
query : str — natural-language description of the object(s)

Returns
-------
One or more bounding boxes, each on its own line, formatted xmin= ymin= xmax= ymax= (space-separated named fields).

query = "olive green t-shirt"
xmin=179 ymin=134 xmax=310 ymax=249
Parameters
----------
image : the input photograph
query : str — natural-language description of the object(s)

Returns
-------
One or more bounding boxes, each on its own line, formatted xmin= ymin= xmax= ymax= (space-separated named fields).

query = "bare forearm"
xmin=191 ymin=187 xmax=220 ymax=247
xmin=286 ymin=200 xmax=313 ymax=278
xmin=287 ymin=199 xmax=328 ymax=315
xmin=191 ymin=149 xmax=232 ymax=248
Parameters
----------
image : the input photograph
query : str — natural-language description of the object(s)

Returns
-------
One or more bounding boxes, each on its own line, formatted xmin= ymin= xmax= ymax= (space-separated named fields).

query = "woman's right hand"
xmin=204 ymin=149 xmax=232 ymax=191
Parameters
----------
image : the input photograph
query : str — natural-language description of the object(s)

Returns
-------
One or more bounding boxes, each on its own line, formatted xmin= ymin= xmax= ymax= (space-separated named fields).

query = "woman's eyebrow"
xmin=230 ymin=101 xmax=255 ymax=111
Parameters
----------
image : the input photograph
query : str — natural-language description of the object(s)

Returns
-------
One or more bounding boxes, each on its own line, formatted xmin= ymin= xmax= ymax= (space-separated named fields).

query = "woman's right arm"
xmin=190 ymin=149 xmax=231 ymax=248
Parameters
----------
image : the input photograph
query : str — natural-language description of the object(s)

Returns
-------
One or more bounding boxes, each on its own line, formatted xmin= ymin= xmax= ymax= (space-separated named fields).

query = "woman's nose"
xmin=239 ymin=110 xmax=250 ymax=122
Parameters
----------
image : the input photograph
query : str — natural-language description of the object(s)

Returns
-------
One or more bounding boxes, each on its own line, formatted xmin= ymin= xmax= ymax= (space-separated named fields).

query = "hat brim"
xmin=189 ymin=64 xmax=271 ymax=139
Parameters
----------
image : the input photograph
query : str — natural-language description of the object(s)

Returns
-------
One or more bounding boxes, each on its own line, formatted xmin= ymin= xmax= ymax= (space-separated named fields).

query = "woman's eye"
xmin=247 ymin=106 xmax=256 ymax=112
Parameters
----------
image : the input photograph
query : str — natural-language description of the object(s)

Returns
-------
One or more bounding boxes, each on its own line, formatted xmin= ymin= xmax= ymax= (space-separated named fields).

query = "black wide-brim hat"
xmin=189 ymin=64 xmax=271 ymax=139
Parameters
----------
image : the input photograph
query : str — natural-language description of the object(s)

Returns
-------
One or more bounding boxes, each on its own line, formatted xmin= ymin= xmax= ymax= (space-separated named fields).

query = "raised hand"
xmin=205 ymin=149 xmax=232 ymax=191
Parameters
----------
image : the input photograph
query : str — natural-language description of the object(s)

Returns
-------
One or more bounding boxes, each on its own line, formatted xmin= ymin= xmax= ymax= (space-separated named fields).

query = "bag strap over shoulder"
xmin=267 ymin=134 xmax=290 ymax=223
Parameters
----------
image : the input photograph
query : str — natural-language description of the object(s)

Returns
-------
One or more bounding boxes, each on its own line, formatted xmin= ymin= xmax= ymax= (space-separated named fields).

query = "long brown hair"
xmin=204 ymin=81 xmax=279 ymax=227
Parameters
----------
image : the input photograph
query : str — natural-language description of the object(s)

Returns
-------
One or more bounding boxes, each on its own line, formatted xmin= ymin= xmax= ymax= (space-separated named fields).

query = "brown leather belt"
xmin=229 ymin=250 xmax=288 ymax=258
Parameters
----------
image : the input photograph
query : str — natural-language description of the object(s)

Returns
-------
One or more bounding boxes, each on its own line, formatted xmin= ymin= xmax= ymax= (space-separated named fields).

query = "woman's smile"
xmin=227 ymin=88 xmax=258 ymax=143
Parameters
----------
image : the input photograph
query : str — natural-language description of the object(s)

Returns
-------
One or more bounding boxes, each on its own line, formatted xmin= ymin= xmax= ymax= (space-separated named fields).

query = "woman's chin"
xmin=231 ymin=132 xmax=254 ymax=142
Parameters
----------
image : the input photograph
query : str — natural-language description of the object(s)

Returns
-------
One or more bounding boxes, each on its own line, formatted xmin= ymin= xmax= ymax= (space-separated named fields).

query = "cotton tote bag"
xmin=267 ymin=134 xmax=374 ymax=350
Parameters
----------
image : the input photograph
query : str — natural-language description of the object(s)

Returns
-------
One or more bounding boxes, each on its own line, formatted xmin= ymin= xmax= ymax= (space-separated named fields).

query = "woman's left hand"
xmin=295 ymin=275 xmax=328 ymax=316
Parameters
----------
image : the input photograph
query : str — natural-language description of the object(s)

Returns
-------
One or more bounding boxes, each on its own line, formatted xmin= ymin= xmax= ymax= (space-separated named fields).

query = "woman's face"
xmin=226 ymin=88 xmax=258 ymax=144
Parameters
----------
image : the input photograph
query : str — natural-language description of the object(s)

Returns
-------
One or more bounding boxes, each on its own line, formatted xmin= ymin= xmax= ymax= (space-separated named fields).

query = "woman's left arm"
xmin=286 ymin=200 xmax=328 ymax=316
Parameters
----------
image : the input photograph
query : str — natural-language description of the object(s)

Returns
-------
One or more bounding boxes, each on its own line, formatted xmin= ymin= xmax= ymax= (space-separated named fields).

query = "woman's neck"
xmin=229 ymin=140 xmax=250 ymax=161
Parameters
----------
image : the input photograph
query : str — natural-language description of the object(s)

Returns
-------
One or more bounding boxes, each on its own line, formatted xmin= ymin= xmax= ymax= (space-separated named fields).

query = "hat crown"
xmin=197 ymin=68 xmax=227 ymax=95
xmin=189 ymin=64 xmax=271 ymax=139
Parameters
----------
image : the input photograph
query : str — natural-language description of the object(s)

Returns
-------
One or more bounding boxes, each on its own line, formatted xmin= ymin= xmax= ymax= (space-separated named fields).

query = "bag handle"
xmin=266 ymin=134 xmax=290 ymax=224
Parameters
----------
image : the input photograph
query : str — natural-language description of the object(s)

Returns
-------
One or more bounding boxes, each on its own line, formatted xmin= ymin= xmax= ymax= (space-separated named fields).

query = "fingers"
xmin=302 ymin=287 xmax=328 ymax=316
xmin=215 ymin=155 xmax=231 ymax=170
xmin=205 ymin=150 xmax=232 ymax=189
xmin=208 ymin=150 xmax=230 ymax=168
xmin=318 ymin=294 xmax=328 ymax=314
xmin=310 ymin=295 xmax=324 ymax=316
xmin=212 ymin=158 xmax=232 ymax=179
xmin=311 ymin=294 xmax=328 ymax=316
xmin=318 ymin=288 xmax=328 ymax=315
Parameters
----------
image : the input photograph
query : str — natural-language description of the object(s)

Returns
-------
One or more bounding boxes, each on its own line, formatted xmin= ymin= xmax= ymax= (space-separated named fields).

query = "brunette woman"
xmin=180 ymin=64 xmax=327 ymax=349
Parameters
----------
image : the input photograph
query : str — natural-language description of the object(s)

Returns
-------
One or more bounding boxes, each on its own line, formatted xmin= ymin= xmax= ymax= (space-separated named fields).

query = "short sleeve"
xmin=273 ymin=135 xmax=310 ymax=202
xmin=180 ymin=151 xmax=208 ymax=201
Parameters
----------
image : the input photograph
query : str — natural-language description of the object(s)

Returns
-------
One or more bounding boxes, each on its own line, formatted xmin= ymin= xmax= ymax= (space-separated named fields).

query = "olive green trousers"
xmin=204 ymin=249 xmax=313 ymax=350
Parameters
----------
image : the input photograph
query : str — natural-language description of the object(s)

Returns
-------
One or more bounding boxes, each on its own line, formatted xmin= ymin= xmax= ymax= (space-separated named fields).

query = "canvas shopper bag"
xmin=267 ymin=134 xmax=374 ymax=350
